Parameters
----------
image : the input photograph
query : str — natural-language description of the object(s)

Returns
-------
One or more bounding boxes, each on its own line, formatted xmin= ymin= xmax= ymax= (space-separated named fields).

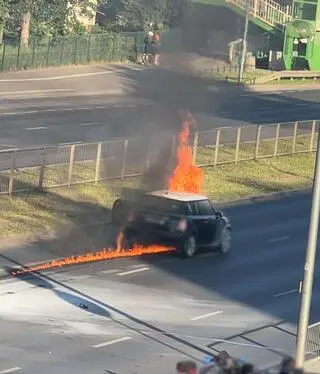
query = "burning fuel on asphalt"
xmin=11 ymin=110 xmax=204 ymax=276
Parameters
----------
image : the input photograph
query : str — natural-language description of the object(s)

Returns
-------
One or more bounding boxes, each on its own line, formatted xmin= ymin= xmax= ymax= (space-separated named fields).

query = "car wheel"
xmin=181 ymin=234 xmax=197 ymax=259
xmin=112 ymin=199 xmax=126 ymax=225
xmin=218 ymin=226 xmax=231 ymax=254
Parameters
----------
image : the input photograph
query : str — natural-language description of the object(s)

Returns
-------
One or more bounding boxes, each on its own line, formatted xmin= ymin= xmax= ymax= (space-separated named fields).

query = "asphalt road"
xmin=0 ymin=64 xmax=319 ymax=170
xmin=0 ymin=191 xmax=319 ymax=373
xmin=0 ymin=64 xmax=319 ymax=150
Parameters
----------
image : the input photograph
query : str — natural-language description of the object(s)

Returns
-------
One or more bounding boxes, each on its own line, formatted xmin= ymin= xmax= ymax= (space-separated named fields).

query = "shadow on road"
xmin=110 ymin=61 xmax=320 ymax=127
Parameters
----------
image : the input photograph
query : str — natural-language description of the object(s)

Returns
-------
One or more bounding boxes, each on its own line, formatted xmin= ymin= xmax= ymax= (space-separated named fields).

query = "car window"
xmin=142 ymin=196 xmax=187 ymax=214
xmin=197 ymin=200 xmax=215 ymax=215
xmin=188 ymin=201 xmax=199 ymax=215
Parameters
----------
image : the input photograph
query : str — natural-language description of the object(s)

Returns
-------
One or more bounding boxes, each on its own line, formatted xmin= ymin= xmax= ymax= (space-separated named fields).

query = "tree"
xmin=0 ymin=0 xmax=9 ymax=43
xmin=7 ymin=0 xmax=101 ymax=48
xmin=100 ymin=0 xmax=186 ymax=31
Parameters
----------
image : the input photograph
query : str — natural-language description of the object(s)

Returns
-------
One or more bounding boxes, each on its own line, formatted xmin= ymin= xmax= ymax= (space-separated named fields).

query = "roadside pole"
xmin=238 ymin=0 xmax=250 ymax=84
xmin=295 ymin=123 xmax=320 ymax=368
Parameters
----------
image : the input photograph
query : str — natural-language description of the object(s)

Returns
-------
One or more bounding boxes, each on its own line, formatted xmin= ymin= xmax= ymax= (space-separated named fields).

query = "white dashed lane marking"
xmin=0 ymin=367 xmax=22 ymax=374
xmin=117 ymin=267 xmax=150 ymax=276
xmin=79 ymin=122 xmax=101 ymax=126
xmin=190 ymin=311 xmax=223 ymax=321
xmin=92 ymin=337 xmax=132 ymax=348
xmin=25 ymin=126 xmax=47 ymax=131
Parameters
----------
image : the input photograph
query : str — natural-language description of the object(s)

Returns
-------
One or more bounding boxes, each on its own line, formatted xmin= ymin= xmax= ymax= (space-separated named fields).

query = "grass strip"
xmin=0 ymin=135 xmax=315 ymax=239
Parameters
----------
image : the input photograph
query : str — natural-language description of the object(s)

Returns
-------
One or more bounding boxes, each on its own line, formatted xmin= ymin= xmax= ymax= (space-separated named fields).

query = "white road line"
xmin=268 ymin=235 xmax=290 ymax=243
xmin=79 ymin=122 xmax=100 ymax=126
xmin=0 ymin=107 xmax=92 ymax=116
xmin=0 ymin=368 xmax=22 ymax=374
xmin=117 ymin=267 xmax=150 ymax=276
xmin=273 ymin=289 xmax=298 ymax=298
xmin=0 ymin=144 xmax=16 ymax=147
xmin=0 ymin=148 xmax=18 ymax=152
xmin=25 ymin=126 xmax=47 ymax=131
xmin=0 ymin=89 xmax=74 ymax=95
xmin=101 ymin=269 xmax=121 ymax=274
xmin=190 ymin=311 xmax=223 ymax=321
xmin=59 ymin=141 xmax=82 ymax=146
xmin=92 ymin=336 xmax=132 ymax=348
xmin=0 ymin=70 xmax=113 ymax=82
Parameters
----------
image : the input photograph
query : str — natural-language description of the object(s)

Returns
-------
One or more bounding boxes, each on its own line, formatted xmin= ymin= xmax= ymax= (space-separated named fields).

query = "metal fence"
xmin=0 ymin=33 xmax=138 ymax=71
xmin=306 ymin=322 xmax=320 ymax=359
xmin=0 ymin=28 xmax=182 ymax=71
xmin=0 ymin=119 xmax=318 ymax=196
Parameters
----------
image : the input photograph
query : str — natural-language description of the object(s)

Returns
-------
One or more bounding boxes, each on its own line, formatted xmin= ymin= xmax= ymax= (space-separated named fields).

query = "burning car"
xmin=111 ymin=189 xmax=232 ymax=258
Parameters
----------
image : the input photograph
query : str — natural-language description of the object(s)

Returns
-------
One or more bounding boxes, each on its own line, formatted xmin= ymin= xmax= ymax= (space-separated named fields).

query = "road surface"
xmin=0 ymin=191 xmax=318 ymax=373
xmin=0 ymin=64 xmax=319 ymax=151
xmin=0 ymin=64 xmax=318 ymax=172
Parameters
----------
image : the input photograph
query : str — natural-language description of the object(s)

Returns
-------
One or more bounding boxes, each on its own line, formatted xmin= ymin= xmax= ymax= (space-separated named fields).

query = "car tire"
xmin=112 ymin=199 xmax=126 ymax=226
xmin=180 ymin=234 xmax=197 ymax=259
xmin=217 ymin=226 xmax=232 ymax=254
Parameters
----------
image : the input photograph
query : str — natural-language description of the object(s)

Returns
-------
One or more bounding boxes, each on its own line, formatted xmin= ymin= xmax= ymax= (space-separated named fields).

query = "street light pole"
xmin=295 ymin=124 xmax=320 ymax=368
xmin=238 ymin=0 xmax=250 ymax=84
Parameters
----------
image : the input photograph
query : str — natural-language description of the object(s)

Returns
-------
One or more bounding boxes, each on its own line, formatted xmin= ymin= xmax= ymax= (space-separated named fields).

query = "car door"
xmin=196 ymin=199 xmax=217 ymax=245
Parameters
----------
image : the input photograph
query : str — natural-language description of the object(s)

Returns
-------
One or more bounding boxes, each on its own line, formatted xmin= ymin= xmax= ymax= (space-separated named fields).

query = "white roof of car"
xmin=147 ymin=190 xmax=208 ymax=202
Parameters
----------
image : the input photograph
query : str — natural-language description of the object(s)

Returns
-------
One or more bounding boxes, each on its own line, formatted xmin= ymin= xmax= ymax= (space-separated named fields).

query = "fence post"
xmin=60 ymin=38 xmax=65 ymax=65
xmin=274 ymin=123 xmax=280 ymax=157
xmin=310 ymin=120 xmax=316 ymax=152
xmin=95 ymin=142 xmax=102 ymax=183
xmin=111 ymin=35 xmax=116 ymax=61
xmin=38 ymin=147 xmax=46 ymax=190
xmin=8 ymin=151 xmax=16 ymax=196
xmin=255 ymin=125 xmax=262 ymax=159
xmin=1 ymin=43 xmax=5 ymax=71
xmin=235 ymin=127 xmax=241 ymax=163
xmin=46 ymin=37 xmax=50 ymax=67
xmin=192 ymin=131 xmax=199 ymax=164
xmin=68 ymin=144 xmax=76 ymax=187
xmin=292 ymin=121 xmax=298 ymax=155
xmin=124 ymin=36 xmax=128 ymax=61
xmin=87 ymin=33 xmax=92 ymax=63
xmin=16 ymin=42 xmax=21 ymax=70
xmin=214 ymin=129 xmax=221 ymax=166
xmin=121 ymin=139 xmax=128 ymax=180
xmin=73 ymin=37 xmax=78 ymax=65
xmin=31 ymin=43 xmax=36 ymax=67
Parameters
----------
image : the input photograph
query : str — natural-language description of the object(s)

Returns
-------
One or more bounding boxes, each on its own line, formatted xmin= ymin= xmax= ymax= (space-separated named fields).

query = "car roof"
xmin=147 ymin=190 xmax=209 ymax=202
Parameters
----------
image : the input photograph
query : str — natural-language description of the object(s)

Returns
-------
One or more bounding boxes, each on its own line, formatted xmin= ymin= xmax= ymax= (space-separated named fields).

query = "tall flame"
xmin=168 ymin=110 xmax=204 ymax=194
xmin=11 ymin=110 xmax=202 ymax=277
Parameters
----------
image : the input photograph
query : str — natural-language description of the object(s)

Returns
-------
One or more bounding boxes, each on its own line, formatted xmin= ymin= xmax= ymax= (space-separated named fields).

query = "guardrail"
xmin=0 ymin=119 xmax=318 ymax=196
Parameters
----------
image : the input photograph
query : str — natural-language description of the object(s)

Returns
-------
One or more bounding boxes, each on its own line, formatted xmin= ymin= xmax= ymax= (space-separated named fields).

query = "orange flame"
xmin=11 ymin=109 xmax=202 ymax=277
xmin=168 ymin=110 xmax=204 ymax=194
xmin=11 ymin=244 xmax=175 ymax=276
